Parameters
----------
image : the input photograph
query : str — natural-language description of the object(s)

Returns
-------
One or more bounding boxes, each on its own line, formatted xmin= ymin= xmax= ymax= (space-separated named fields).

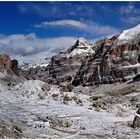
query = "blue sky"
xmin=0 ymin=1 xmax=140 ymax=62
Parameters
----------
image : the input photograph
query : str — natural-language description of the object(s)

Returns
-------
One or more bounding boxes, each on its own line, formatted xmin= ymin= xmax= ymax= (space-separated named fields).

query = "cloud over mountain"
xmin=0 ymin=33 xmax=77 ymax=62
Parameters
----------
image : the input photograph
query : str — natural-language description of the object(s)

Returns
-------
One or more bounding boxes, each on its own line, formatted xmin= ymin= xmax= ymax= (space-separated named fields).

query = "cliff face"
xmin=45 ymin=38 xmax=95 ymax=84
xmin=21 ymin=24 xmax=140 ymax=86
xmin=73 ymin=36 xmax=140 ymax=86
xmin=0 ymin=54 xmax=11 ymax=73
xmin=0 ymin=54 xmax=18 ymax=75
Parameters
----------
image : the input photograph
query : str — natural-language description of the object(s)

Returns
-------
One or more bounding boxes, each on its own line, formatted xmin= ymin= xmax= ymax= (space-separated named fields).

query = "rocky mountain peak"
xmin=68 ymin=38 xmax=94 ymax=57
xmin=77 ymin=37 xmax=86 ymax=44
xmin=71 ymin=37 xmax=92 ymax=50
xmin=77 ymin=37 xmax=91 ymax=47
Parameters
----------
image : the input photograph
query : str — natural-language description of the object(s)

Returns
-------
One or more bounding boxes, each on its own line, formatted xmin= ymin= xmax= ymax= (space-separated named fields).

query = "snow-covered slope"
xmin=19 ymin=58 xmax=50 ymax=70
xmin=117 ymin=24 xmax=140 ymax=45
xmin=68 ymin=38 xmax=95 ymax=57
xmin=69 ymin=47 xmax=94 ymax=57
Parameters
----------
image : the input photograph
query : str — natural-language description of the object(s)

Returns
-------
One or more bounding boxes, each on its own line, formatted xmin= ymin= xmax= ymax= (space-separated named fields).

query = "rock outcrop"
xmin=0 ymin=54 xmax=11 ymax=73
xmin=0 ymin=54 xmax=19 ymax=75
xmin=0 ymin=54 xmax=21 ymax=85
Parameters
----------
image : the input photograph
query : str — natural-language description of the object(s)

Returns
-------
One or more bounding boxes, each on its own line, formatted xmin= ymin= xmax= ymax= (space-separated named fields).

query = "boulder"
xmin=41 ymin=83 xmax=51 ymax=91
xmin=60 ymin=82 xmax=73 ymax=92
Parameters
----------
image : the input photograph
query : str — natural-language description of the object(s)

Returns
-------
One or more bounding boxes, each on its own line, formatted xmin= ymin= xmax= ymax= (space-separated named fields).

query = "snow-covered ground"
xmin=0 ymin=79 xmax=139 ymax=138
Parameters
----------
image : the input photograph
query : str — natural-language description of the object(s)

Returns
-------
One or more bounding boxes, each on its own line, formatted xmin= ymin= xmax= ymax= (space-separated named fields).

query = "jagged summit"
xmin=70 ymin=37 xmax=92 ymax=50
xmin=68 ymin=37 xmax=94 ymax=57
xmin=75 ymin=37 xmax=92 ymax=48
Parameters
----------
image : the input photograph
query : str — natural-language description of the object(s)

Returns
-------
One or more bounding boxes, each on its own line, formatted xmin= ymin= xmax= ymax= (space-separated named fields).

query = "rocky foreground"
xmin=0 ymin=25 xmax=140 ymax=138
xmin=0 ymin=77 xmax=140 ymax=138
xmin=0 ymin=54 xmax=140 ymax=139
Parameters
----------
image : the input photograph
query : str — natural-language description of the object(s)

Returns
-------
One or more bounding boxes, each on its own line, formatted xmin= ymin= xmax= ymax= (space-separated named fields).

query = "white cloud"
xmin=18 ymin=3 xmax=60 ymax=18
xmin=119 ymin=5 xmax=135 ymax=14
xmin=119 ymin=3 xmax=140 ymax=25
xmin=0 ymin=33 xmax=77 ymax=63
xmin=35 ymin=19 xmax=87 ymax=29
xmin=119 ymin=3 xmax=140 ymax=15
xmin=35 ymin=19 xmax=119 ymax=36
xmin=121 ymin=17 xmax=140 ymax=25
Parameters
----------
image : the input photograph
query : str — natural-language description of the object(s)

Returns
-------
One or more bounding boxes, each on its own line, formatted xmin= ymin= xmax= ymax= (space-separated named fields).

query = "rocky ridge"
xmin=21 ymin=37 xmax=95 ymax=84
xmin=21 ymin=24 xmax=140 ymax=86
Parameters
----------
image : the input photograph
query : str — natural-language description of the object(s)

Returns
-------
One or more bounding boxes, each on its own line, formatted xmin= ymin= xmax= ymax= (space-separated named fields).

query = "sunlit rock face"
xmin=73 ymin=25 xmax=140 ymax=86
xmin=0 ymin=54 xmax=18 ymax=75
xmin=0 ymin=54 xmax=11 ymax=73
xmin=46 ymin=37 xmax=95 ymax=85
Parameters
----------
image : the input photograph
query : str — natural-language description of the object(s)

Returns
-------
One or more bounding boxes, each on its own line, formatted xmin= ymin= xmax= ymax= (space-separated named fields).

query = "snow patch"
xmin=69 ymin=48 xmax=94 ymax=57
xmin=19 ymin=58 xmax=50 ymax=70
xmin=120 ymin=63 xmax=140 ymax=69
xmin=68 ymin=38 xmax=95 ymax=57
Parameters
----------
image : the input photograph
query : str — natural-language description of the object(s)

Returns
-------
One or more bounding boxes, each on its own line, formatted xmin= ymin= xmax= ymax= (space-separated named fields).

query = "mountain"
xmin=21 ymin=24 xmax=140 ymax=86
xmin=0 ymin=25 xmax=140 ymax=138
xmin=21 ymin=37 xmax=95 ymax=83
